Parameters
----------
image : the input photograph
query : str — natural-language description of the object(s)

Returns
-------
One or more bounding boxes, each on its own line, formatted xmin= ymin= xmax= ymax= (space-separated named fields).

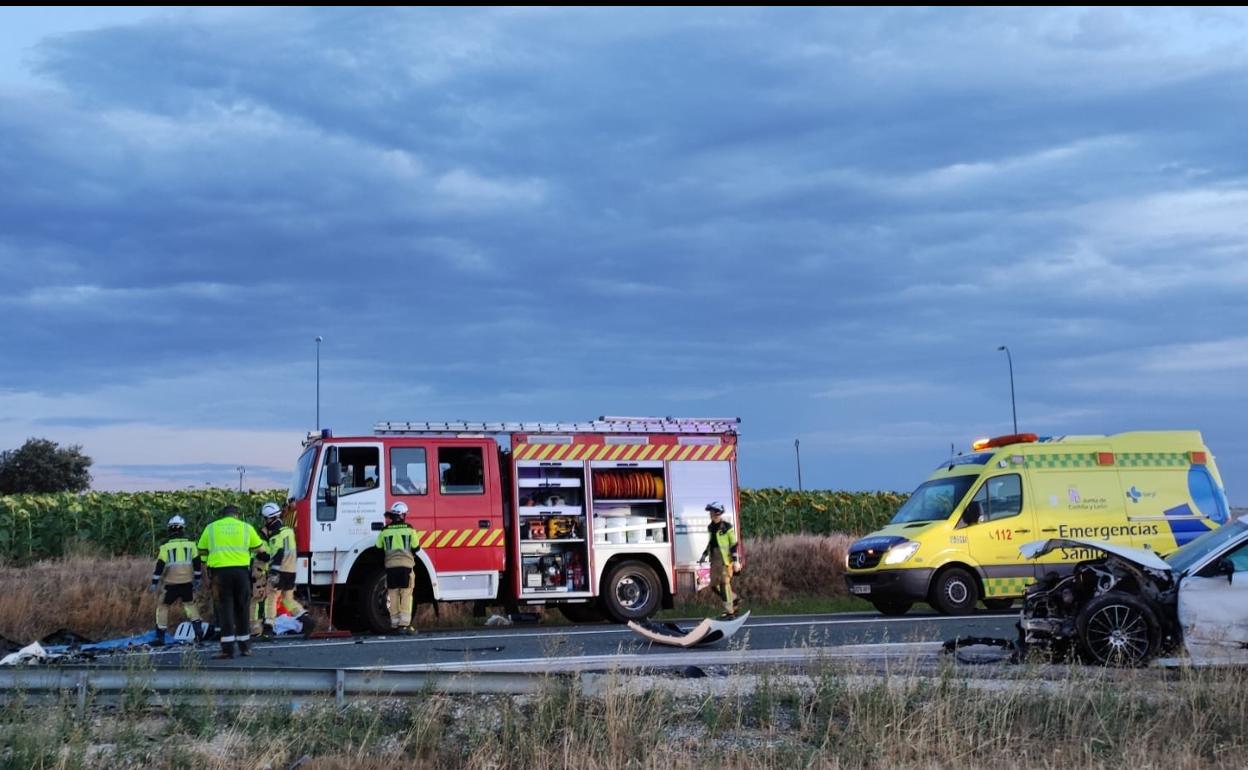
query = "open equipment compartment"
xmin=515 ymin=457 xmax=590 ymax=594
xmin=589 ymin=461 xmax=670 ymax=546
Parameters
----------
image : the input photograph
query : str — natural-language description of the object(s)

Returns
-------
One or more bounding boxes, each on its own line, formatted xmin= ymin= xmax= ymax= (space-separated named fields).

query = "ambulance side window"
xmin=966 ymin=474 xmax=1022 ymax=524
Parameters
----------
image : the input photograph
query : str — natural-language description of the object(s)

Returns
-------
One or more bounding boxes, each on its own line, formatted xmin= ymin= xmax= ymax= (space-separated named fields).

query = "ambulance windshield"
xmin=891 ymin=476 xmax=978 ymax=523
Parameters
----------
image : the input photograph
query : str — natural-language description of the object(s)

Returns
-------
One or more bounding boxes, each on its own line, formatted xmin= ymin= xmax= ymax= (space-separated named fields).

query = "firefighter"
xmin=197 ymin=504 xmax=265 ymax=659
xmin=698 ymin=502 xmax=742 ymax=618
xmin=376 ymin=501 xmax=421 ymax=635
xmin=258 ymin=501 xmax=316 ymax=637
xmin=150 ymin=515 xmax=205 ymax=646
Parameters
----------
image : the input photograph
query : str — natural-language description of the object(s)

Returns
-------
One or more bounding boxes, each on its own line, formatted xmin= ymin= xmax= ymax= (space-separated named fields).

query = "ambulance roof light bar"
xmin=972 ymin=433 xmax=1039 ymax=451
xmin=374 ymin=417 xmax=740 ymax=436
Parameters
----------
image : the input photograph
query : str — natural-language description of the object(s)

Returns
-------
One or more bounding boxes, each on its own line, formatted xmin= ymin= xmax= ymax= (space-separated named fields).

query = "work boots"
xmin=260 ymin=623 xmax=276 ymax=640
xmin=153 ymin=627 xmax=166 ymax=647
xmin=192 ymin=620 xmax=205 ymax=643
xmin=212 ymin=642 xmax=236 ymax=660
xmin=238 ymin=639 xmax=252 ymax=657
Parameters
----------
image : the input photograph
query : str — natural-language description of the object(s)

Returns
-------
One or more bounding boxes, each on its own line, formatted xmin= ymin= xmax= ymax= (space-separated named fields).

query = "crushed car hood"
xmin=1018 ymin=538 xmax=1172 ymax=572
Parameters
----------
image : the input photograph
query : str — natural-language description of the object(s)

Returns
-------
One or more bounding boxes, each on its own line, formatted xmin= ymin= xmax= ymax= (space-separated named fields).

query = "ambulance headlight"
xmin=882 ymin=540 xmax=920 ymax=565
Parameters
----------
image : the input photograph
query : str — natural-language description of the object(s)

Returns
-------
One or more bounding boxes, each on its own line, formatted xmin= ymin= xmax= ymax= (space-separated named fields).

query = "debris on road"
xmin=627 ymin=611 xmax=750 ymax=647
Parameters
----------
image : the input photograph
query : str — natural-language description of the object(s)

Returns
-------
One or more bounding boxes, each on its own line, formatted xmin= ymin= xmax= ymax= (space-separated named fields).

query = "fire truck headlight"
xmin=882 ymin=540 xmax=920 ymax=565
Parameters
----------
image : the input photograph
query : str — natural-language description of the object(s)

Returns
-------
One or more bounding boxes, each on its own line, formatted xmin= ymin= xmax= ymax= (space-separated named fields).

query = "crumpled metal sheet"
xmin=627 ymin=611 xmax=750 ymax=648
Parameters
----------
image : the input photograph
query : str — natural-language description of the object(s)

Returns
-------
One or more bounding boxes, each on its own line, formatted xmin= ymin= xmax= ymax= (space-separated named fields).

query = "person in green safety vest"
xmin=197 ymin=504 xmax=265 ymax=659
xmin=698 ymin=502 xmax=742 ymax=619
xmin=149 ymin=515 xmax=205 ymax=646
xmin=376 ymin=501 xmax=422 ymax=635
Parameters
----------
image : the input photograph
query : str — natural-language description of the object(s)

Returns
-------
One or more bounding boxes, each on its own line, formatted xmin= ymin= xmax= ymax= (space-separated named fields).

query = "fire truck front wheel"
xmin=360 ymin=569 xmax=393 ymax=634
xmin=601 ymin=560 xmax=662 ymax=623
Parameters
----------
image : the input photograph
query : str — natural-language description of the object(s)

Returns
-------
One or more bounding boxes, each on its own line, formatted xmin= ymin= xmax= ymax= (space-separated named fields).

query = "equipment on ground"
xmin=627 ymin=610 xmax=751 ymax=648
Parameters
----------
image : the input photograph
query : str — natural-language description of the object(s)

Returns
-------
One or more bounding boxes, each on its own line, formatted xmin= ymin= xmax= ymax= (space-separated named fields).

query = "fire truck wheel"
xmin=360 ymin=568 xmax=393 ymax=634
xmin=602 ymin=561 xmax=661 ymax=623
xmin=558 ymin=603 xmax=606 ymax=623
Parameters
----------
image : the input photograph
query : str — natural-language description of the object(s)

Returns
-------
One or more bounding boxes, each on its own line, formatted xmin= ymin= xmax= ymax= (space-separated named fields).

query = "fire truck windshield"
xmin=289 ymin=446 xmax=317 ymax=501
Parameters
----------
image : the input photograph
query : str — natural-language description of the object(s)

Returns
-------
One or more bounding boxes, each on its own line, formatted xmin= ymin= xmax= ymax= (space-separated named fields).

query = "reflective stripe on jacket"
xmin=267 ymin=526 xmax=298 ymax=573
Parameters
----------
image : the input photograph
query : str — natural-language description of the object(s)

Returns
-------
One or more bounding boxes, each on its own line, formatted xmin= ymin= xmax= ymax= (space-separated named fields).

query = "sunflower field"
xmin=0 ymin=487 xmax=906 ymax=564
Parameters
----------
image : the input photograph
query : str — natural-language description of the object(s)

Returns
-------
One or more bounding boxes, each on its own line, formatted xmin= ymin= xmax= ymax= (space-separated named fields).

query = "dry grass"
xmin=3 ymin=661 xmax=1247 ymax=768
xmin=0 ymin=535 xmax=853 ymax=643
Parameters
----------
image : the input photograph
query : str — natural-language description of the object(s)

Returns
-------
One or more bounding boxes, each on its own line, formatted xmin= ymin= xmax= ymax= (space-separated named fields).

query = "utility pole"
xmin=237 ymin=466 xmax=246 ymax=492
xmin=997 ymin=345 xmax=1018 ymax=434
xmin=315 ymin=335 xmax=323 ymax=431
xmin=794 ymin=439 xmax=803 ymax=492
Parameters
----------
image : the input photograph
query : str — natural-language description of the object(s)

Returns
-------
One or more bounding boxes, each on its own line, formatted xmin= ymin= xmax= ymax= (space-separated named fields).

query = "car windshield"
xmin=288 ymin=446 xmax=317 ymax=501
xmin=891 ymin=475 xmax=978 ymax=524
xmin=1165 ymin=518 xmax=1248 ymax=574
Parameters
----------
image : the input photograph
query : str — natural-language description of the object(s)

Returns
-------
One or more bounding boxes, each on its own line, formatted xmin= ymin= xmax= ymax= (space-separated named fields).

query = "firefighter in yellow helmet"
xmin=376 ymin=501 xmax=421 ymax=635
xmin=197 ymin=504 xmax=265 ymax=659
xmin=698 ymin=502 xmax=742 ymax=618
xmin=150 ymin=515 xmax=205 ymax=645
xmin=258 ymin=501 xmax=316 ymax=637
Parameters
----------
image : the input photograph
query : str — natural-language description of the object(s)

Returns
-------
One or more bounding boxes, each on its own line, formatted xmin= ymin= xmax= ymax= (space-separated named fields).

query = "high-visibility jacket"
xmin=152 ymin=538 xmax=201 ymax=585
xmin=197 ymin=517 xmax=264 ymax=568
xmin=701 ymin=521 xmax=739 ymax=565
xmin=266 ymin=526 xmax=297 ymax=574
xmin=376 ymin=523 xmax=420 ymax=569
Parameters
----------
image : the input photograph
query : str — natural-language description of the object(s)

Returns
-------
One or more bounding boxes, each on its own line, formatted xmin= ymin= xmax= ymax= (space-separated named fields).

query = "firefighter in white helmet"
xmin=375 ymin=501 xmax=422 ymax=635
xmin=257 ymin=500 xmax=316 ymax=637
xmin=150 ymin=514 xmax=205 ymax=645
xmin=698 ymin=502 xmax=742 ymax=618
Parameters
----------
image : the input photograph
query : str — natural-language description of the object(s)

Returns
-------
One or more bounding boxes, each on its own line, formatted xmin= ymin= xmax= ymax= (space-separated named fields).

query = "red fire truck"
xmin=284 ymin=417 xmax=742 ymax=631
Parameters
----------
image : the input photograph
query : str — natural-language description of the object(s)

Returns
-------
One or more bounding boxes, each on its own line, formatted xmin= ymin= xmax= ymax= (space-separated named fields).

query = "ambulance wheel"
xmin=930 ymin=567 xmax=979 ymax=615
xmin=1075 ymin=592 xmax=1159 ymax=667
xmin=983 ymin=598 xmax=1015 ymax=611
xmin=558 ymin=603 xmax=606 ymax=623
xmin=601 ymin=561 xmax=662 ymax=623
xmin=870 ymin=599 xmax=913 ymax=616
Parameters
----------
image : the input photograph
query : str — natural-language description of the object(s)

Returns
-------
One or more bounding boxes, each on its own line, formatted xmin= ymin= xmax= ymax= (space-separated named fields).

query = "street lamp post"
xmin=997 ymin=346 xmax=1018 ymax=434
xmin=315 ymin=335 xmax=323 ymax=431
xmin=794 ymin=439 xmax=803 ymax=492
xmin=237 ymin=466 xmax=246 ymax=492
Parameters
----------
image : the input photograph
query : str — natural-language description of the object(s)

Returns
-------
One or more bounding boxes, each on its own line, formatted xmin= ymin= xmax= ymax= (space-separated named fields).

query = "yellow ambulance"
xmin=844 ymin=431 xmax=1231 ymax=615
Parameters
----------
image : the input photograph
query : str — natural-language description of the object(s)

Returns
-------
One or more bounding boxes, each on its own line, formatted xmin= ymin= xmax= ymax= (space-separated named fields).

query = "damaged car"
xmin=1019 ymin=515 xmax=1248 ymax=666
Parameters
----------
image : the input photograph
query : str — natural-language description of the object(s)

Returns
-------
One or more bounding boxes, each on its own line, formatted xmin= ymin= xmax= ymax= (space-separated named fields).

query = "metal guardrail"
xmin=0 ymin=666 xmax=563 ymax=708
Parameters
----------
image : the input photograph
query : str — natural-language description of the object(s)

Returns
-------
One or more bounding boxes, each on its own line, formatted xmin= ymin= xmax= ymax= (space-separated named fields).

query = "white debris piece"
xmin=484 ymin=614 xmax=513 ymax=627
xmin=0 ymin=641 xmax=50 ymax=666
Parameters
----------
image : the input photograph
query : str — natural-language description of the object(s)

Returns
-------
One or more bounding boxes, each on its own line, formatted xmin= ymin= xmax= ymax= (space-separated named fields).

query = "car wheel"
xmin=870 ymin=599 xmax=914 ymax=616
xmin=601 ymin=560 xmax=662 ymax=623
xmin=558 ymin=603 xmax=606 ymax=623
xmin=1075 ymin=592 xmax=1160 ymax=667
xmin=930 ymin=567 xmax=980 ymax=615
xmin=983 ymin=598 xmax=1015 ymax=611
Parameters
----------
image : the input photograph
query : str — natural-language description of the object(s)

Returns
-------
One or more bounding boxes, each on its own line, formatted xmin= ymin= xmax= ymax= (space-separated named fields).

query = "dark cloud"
xmin=0 ymin=8 xmax=1245 ymax=496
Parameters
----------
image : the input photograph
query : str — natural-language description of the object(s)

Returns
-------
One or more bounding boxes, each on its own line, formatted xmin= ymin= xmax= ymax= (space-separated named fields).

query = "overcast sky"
xmin=1 ymin=7 xmax=1246 ymax=500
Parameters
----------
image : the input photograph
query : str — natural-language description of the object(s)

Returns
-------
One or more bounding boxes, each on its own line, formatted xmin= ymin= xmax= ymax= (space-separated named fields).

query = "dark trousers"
xmin=211 ymin=566 xmax=252 ymax=643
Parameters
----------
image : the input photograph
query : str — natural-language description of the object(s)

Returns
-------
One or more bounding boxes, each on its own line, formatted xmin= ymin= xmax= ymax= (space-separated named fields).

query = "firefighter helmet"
xmin=387 ymin=501 xmax=409 ymax=521
xmin=167 ymin=515 xmax=186 ymax=535
xmin=260 ymin=502 xmax=282 ymax=520
xmin=706 ymin=502 xmax=726 ymax=516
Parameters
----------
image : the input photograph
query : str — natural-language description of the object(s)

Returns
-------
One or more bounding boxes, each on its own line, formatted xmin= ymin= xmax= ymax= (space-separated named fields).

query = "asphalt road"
xmin=135 ymin=610 xmax=1019 ymax=671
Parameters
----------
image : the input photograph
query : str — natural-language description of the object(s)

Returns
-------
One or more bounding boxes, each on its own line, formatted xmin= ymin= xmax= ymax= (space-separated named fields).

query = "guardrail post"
xmin=76 ymin=671 xmax=87 ymax=716
xmin=335 ymin=669 xmax=345 ymax=707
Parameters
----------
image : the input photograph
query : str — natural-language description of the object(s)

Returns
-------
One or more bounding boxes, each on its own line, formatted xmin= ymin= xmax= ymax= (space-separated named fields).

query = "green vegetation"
xmin=0 ymin=488 xmax=906 ymax=564
xmin=739 ymin=488 xmax=905 ymax=537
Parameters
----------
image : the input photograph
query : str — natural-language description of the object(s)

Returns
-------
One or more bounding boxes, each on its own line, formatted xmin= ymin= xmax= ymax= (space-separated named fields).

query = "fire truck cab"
xmin=285 ymin=417 xmax=741 ymax=631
